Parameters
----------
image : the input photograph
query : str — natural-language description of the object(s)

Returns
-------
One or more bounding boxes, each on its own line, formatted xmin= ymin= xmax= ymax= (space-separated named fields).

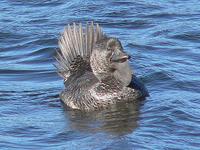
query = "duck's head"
xmin=90 ymin=38 xmax=133 ymax=86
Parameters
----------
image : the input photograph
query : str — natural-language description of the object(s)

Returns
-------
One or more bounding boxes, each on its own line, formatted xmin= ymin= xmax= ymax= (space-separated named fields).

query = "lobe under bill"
xmin=113 ymin=61 xmax=132 ymax=86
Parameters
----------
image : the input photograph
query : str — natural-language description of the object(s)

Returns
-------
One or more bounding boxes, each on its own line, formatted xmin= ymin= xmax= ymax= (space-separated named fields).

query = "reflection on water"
xmin=65 ymin=101 xmax=141 ymax=135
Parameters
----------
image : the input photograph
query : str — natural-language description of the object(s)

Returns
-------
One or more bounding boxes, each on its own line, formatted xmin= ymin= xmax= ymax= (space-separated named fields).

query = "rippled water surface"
xmin=1 ymin=0 xmax=200 ymax=149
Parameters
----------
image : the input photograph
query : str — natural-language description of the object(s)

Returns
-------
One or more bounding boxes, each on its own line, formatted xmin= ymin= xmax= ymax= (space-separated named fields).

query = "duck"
xmin=55 ymin=22 xmax=148 ymax=111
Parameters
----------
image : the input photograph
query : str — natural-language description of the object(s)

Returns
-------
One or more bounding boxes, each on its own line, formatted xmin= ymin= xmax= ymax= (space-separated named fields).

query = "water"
xmin=1 ymin=0 xmax=200 ymax=149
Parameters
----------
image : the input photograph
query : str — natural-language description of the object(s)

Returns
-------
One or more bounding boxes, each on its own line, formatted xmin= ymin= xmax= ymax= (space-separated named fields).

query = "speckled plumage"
xmin=61 ymin=72 xmax=142 ymax=111
xmin=56 ymin=22 xmax=147 ymax=111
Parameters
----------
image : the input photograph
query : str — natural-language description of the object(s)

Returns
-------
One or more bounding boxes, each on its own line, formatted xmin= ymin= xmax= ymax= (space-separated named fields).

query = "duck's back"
xmin=64 ymin=69 xmax=98 ymax=93
xmin=61 ymin=70 xmax=99 ymax=110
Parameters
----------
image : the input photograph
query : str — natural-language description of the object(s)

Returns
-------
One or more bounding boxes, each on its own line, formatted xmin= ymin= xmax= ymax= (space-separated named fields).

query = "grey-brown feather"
xmin=60 ymin=72 xmax=141 ymax=111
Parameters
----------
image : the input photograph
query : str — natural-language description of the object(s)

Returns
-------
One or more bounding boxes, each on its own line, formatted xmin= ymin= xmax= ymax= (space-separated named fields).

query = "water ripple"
xmin=1 ymin=0 xmax=200 ymax=149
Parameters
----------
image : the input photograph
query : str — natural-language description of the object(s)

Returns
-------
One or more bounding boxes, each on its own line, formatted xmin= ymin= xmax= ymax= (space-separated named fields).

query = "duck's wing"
xmin=55 ymin=22 xmax=105 ymax=80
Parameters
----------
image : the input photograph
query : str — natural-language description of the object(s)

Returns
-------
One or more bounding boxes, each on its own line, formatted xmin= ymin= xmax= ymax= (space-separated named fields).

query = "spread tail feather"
xmin=55 ymin=22 xmax=105 ymax=79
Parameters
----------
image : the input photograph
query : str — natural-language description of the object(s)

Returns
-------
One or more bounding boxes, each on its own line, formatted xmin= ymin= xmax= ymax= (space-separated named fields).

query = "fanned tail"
xmin=55 ymin=22 xmax=105 ymax=79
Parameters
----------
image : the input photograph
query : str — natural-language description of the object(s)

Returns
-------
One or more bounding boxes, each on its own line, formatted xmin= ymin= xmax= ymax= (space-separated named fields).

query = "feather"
xmin=56 ymin=22 xmax=105 ymax=80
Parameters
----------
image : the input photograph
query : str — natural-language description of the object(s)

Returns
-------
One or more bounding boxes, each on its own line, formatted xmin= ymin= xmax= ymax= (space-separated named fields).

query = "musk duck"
xmin=55 ymin=22 xmax=148 ymax=111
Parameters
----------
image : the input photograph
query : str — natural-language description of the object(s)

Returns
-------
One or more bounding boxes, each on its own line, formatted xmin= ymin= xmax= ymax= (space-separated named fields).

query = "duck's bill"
xmin=111 ymin=52 xmax=131 ymax=63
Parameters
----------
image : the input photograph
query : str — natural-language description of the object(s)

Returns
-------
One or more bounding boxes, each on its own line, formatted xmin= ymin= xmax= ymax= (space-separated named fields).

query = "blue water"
xmin=1 ymin=0 xmax=200 ymax=149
